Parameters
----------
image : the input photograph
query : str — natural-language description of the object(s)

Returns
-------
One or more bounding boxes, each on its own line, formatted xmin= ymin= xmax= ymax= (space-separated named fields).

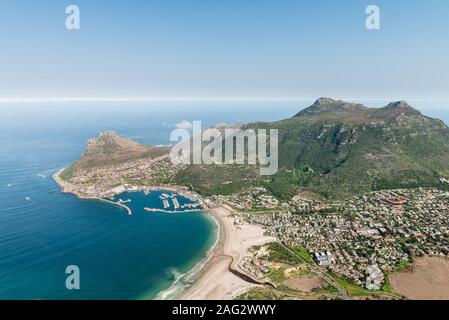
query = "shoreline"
xmin=52 ymin=168 xmax=198 ymax=216
xmin=53 ymin=169 xmax=133 ymax=215
xmin=53 ymin=168 xmax=274 ymax=300
xmin=177 ymin=205 xmax=276 ymax=300
xmin=154 ymin=211 xmax=221 ymax=300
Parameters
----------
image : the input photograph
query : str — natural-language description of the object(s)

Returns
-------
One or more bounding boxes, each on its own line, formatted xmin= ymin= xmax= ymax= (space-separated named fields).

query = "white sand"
xmin=179 ymin=206 xmax=275 ymax=300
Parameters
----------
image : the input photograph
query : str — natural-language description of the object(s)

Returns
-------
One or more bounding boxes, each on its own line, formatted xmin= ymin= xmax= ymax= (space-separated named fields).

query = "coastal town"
xmin=57 ymin=153 xmax=449 ymax=299
xmin=58 ymin=155 xmax=186 ymax=199
xmin=217 ymin=187 xmax=449 ymax=292
xmin=55 ymin=130 xmax=449 ymax=300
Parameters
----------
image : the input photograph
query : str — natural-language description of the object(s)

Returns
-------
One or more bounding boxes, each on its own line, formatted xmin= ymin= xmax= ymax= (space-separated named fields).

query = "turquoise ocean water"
xmin=0 ymin=100 xmax=447 ymax=299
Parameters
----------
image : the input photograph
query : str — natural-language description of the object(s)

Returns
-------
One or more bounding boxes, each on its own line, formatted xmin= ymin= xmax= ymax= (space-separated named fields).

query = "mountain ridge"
xmin=293 ymin=98 xmax=425 ymax=124
xmin=179 ymin=98 xmax=449 ymax=198
xmin=61 ymin=98 xmax=449 ymax=200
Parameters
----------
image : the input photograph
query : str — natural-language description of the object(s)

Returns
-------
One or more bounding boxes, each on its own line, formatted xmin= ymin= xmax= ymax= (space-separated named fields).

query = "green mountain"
xmin=62 ymin=99 xmax=449 ymax=200
xmin=175 ymin=98 xmax=449 ymax=199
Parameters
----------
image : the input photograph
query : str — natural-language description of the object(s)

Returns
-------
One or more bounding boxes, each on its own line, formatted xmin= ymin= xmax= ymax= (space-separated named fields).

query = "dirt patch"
xmin=283 ymin=276 xmax=322 ymax=293
xmin=390 ymin=257 xmax=449 ymax=300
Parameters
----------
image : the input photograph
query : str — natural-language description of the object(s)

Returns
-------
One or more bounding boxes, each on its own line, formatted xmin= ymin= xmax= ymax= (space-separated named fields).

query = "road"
xmin=241 ymin=212 xmax=350 ymax=300
xmin=276 ymin=241 xmax=349 ymax=300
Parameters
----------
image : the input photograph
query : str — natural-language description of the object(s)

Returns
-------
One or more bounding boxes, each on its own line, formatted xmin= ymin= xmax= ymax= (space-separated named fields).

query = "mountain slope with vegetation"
xmin=174 ymin=98 xmax=449 ymax=199
xmin=62 ymin=99 xmax=449 ymax=200
xmin=60 ymin=131 xmax=169 ymax=181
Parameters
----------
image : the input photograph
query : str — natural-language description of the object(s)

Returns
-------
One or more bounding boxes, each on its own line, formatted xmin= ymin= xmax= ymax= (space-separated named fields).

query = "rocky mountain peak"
xmin=375 ymin=100 xmax=422 ymax=118
xmin=293 ymin=98 xmax=373 ymax=124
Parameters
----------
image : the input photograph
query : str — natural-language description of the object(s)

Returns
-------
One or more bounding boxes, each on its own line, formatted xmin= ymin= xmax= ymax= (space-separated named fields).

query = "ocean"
xmin=0 ymin=100 xmax=447 ymax=299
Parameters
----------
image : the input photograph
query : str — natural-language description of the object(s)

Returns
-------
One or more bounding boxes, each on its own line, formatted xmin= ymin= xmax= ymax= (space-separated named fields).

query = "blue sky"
xmin=0 ymin=0 xmax=448 ymax=100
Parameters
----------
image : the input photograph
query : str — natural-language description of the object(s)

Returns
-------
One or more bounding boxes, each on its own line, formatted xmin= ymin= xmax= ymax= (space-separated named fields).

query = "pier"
xmin=101 ymin=198 xmax=133 ymax=216
xmin=144 ymin=207 xmax=203 ymax=214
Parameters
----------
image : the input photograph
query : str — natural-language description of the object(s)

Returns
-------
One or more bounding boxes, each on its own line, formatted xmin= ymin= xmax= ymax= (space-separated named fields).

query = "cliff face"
xmin=76 ymin=131 xmax=169 ymax=168
xmin=79 ymin=131 xmax=153 ymax=165
xmin=60 ymin=131 xmax=169 ymax=181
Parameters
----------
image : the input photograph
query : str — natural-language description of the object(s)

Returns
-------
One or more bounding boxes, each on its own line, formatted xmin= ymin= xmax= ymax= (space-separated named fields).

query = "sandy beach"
xmin=178 ymin=205 xmax=276 ymax=300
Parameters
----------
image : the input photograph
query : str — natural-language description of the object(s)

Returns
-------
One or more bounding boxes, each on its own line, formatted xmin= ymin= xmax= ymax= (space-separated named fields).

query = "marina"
xmin=105 ymin=189 xmax=205 ymax=216
xmin=152 ymin=192 xmax=203 ymax=214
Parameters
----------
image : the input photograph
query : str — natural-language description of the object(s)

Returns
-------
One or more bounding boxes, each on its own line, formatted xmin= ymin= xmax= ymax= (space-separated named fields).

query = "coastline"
xmin=53 ymin=168 xmax=133 ymax=215
xmin=177 ymin=205 xmax=276 ymax=300
xmin=153 ymin=212 xmax=221 ymax=300
xmin=53 ymin=168 xmax=275 ymax=300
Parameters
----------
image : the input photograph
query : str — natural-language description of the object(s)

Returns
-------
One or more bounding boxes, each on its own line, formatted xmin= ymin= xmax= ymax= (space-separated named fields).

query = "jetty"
xmin=172 ymin=197 xmax=180 ymax=209
xmin=100 ymin=198 xmax=133 ymax=216
xmin=144 ymin=207 xmax=203 ymax=214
